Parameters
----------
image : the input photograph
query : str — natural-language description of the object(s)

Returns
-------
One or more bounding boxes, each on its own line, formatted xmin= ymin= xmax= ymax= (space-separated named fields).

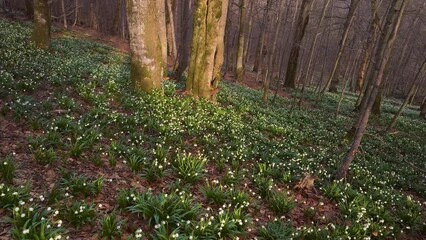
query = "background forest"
xmin=0 ymin=0 xmax=425 ymax=239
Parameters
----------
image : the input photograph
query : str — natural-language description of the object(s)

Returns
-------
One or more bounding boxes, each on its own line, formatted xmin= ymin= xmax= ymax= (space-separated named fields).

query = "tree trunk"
xmin=371 ymin=88 xmax=382 ymax=115
xmin=157 ymin=0 xmax=167 ymax=66
xmin=323 ymin=0 xmax=360 ymax=93
xmin=387 ymin=60 xmax=426 ymax=131
xmin=303 ymin=0 xmax=331 ymax=88
xmin=72 ymin=0 xmax=79 ymax=27
xmin=336 ymin=0 xmax=407 ymax=180
xmin=186 ymin=0 xmax=229 ymax=100
xmin=174 ymin=0 xmax=193 ymax=78
xmin=283 ymin=0 xmax=314 ymax=88
xmin=126 ymin=0 xmax=163 ymax=92
xmin=262 ymin=0 xmax=285 ymax=103
xmin=243 ymin=0 xmax=254 ymax=65
xmin=253 ymin=0 xmax=271 ymax=73
xmin=61 ymin=0 xmax=67 ymax=28
xmin=166 ymin=0 xmax=177 ymax=62
xmin=32 ymin=0 xmax=51 ymax=50
xmin=112 ymin=0 xmax=121 ymax=34
xmin=235 ymin=0 xmax=246 ymax=82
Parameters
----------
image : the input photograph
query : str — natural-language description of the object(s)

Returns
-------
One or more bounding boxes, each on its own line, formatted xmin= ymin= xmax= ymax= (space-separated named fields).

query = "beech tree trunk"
xmin=157 ymin=0 xmax=167 ymax=66
xmin=32 ymin=0 xmax=51 ymax=50
xmin=166 ymin=0 xmax=177 ymax=62
xmin=186 ymin=0 xmax=229 ymax=100
xmin=235 ymin=0 xmax=246 ymax=82
xmin=323 ymin=0 xmax=360 ymax=93
xmin=283 ymin=0 xmax=314 ymax=88
xmin=126 ymin=0 xmax=163 ymax=92
xmin=336 ymin=0 xmax=407 ymax=180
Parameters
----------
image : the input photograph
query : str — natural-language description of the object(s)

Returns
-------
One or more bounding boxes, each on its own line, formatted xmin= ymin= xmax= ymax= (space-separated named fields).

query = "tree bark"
xmin=32 ymin=0 xmax=51 ymax=50
xmin=235 ymin=0 xmax=246 ymax=82
xmin=126 ymin=0 xmax=163 ymax=92
xmin=166 ymin=0 xmax=177 ymax=62
xmin=336 ymin=0 xmax=408 ymax=180
xmin=253 ymin=0 xmax=271 ymax=73
xmin=323 ymin=0 xmax=361 ymax=93
xmin=262 ymin=0 xmax=285 ymax=103
xmin=186 ymin=0 xmax=229 ymax=100
xmin=387 ymin=60 xmax=426 ymax=131
xmin=356 ymin=0 xmax=379 ymax=95
xmin=157 ymin=0 xmax=167 ymax=66
xmin=72 ymin=0 xmax=79 ymax=28
xmin=283 ymin=0 xmax=314 ymax=88
xmin=61 ymin=0 xmax=67 ymax=28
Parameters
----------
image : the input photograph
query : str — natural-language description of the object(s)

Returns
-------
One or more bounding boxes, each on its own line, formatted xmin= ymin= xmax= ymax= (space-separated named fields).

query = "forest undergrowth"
xmin=0 ymin=19 xmax=425 ymax=239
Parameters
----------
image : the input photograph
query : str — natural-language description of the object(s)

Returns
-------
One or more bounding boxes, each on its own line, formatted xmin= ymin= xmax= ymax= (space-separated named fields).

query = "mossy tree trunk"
xmin=32 ymin=0 xmax=51 ymax=50
xmin=186 ymin=0 xmax=229 ymax=101
xmin=283 ymin=0 xmax=314 ymax=88
xmin=126 ymin=0 xmax=163 ymax=92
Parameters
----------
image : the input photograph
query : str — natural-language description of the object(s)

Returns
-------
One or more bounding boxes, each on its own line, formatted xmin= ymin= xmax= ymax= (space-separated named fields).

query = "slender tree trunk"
xmin=166 ymin=0 xmax=177 ymax=62
xmin=283 ymin=0 xmax=314 ymax=88
xmin=356 ymin=0 xmax=380 ymax=95
xmin=235 ymin=0 xmax=246 ymax=82
xmin=186 ymin=0 xmax=229 ymax=100
xmin=303 ymin=0 xmax=331 ymax=87
xmin=336 ymin=0 xmax=408 ymax=180
xmin=72 ymin=0 xmax=79 ymax=27
xmin=323 ymin=0 xmax=361 ymax=93
xmin=32 ymin=0 xmax=51 ymax=50
xmin=243 ymin=0 xmax=254 ymax=65
xmin=253 ymin=0 xmax=271 ymax=73
xmin=61 ymin=0 xmax=67 ymax=28
xmin=126 ymin=0 xmax=163 ymax=92
xmin=387 ymin=60 xmax=426 ymax=131
xmin=262 ymin=0 xmax=285 ymax=103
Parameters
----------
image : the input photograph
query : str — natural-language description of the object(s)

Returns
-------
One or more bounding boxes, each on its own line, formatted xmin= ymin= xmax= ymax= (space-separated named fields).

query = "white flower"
xmin=22 ymin=229 xmax=30 ymax=234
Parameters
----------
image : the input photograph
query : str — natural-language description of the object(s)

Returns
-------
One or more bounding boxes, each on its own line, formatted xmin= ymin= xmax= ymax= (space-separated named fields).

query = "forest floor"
xmin=0 ymin=19 xmax=426 ymax=240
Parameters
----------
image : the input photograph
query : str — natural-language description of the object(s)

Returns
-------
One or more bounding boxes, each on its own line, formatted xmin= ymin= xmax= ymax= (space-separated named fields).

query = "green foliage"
xmin=128 ymin=191 xmax=201 ymax=229
xmin=201 ymin=183 xmax=228 ymax=205
xmin=258 ymin=221 xmax=294 ymax=240
xmin=117 ymin=189 xmax=140 ymax=209
xmin=61 ymin=201 xmax=96 ymax=227
xmin=0 ymin=184 xmax=30 ymax=210
xmin=59 ymin=171 xmax=104 ymax=197
xmin=268 ymin=191 xmax=296 ymax=216
xmin=33 ymin=147 xmax=56 ymax=165
xmin=10 ymin=205 xmax=65 ymax=240
xmin=173 ymin=153 xmax=207 ymax=183
xmin=0 ymin=154 xmax=16 ymax=183
xmin=99 ymin=212 xmax=125 ymax=239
